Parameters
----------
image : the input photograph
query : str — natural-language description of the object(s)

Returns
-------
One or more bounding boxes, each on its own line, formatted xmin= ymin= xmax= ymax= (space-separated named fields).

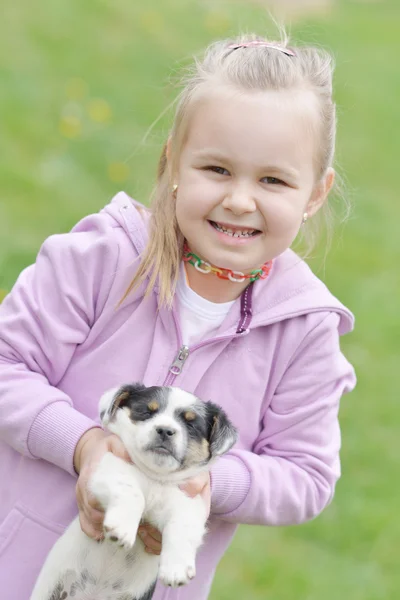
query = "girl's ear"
xmin=206 ymin=402 xmax=238 ymax=458
xmin=307 ymin=167 xmax=335 ymax=217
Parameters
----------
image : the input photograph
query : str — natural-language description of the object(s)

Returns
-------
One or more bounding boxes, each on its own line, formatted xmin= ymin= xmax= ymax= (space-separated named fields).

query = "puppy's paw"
xmin=103 ymin=506 xmax=140 ymax=550
xmin=159 ymin=559 xmax=196 ymax=587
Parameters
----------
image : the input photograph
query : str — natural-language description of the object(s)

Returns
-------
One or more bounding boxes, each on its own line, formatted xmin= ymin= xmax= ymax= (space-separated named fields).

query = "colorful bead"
xmin=182 ymin=243 xmax=272 ymax=283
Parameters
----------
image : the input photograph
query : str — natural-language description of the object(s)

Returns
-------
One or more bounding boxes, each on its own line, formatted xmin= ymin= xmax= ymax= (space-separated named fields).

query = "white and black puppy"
xmin=31 ymin=383 xmax=237 ymax=600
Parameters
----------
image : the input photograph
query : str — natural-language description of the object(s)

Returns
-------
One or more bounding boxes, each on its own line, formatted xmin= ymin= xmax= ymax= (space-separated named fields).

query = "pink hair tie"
xmin=228 ymin=41 xmax=296 ymax=57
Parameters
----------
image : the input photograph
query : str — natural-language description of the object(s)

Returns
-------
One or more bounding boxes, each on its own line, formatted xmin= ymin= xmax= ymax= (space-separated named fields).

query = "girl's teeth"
xmin=213 ymin=221 xmax=256 ymax=237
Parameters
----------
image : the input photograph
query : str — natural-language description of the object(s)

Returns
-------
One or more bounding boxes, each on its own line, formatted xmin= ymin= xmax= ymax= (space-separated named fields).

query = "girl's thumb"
xmin=109 ymin=435 xmax=131 ymax=462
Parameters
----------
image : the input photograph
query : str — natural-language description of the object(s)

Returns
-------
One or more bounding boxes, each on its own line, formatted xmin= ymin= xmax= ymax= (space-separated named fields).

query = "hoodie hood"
xmin=102 ymin=192 xmax=354 ymax=336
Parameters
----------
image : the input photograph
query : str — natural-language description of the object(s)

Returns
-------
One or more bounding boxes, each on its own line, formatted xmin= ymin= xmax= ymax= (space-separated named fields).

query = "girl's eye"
xmin=261 ymin=176 xmax=286 ymax=185
xmin=208 ymin=166 xmax=230 ymax=176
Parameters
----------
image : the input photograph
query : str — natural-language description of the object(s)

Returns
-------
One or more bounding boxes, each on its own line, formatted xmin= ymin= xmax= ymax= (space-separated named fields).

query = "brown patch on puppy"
xmin=184 ymin=411 xmax=196 ymax=422
xmin=182 ymin=438 xmax=210 ymax=469
xmin=148 ymin=401 xmax=159 ymax=412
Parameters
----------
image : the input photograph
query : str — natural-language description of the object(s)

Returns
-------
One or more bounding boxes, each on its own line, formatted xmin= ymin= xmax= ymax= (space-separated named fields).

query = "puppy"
xmin=31 ymin=383 xmax=237 ymax=600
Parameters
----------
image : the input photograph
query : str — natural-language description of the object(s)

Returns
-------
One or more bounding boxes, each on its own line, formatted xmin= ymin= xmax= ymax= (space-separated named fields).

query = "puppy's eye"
xmin=148 ymin=401 xmax=159 ymax=413
xmin=184 ymin=411 xmax=196 ymax=422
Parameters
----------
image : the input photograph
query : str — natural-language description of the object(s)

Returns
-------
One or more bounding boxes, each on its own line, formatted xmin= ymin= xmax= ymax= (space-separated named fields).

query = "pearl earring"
xmin=302 ymin=212 xmax=308 ymax=225
xmin=172 ymin=184 xmax=178 ymax=194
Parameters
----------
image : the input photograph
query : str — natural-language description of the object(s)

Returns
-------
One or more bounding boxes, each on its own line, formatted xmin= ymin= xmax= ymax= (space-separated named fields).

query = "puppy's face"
xmin=100 ymin=384 xmax=237 ymax=478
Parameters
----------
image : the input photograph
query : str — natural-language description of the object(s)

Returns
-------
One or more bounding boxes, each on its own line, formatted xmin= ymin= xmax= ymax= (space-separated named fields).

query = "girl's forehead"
xmin=189 ymin=86 xmax=318 ymax=136
xmin=182 ymin=87 xmax=318 ymax=170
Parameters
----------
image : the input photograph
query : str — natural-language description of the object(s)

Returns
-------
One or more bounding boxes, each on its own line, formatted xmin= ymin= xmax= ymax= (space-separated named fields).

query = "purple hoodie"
xmin=0 ymin=192 xmax=356 ymax=599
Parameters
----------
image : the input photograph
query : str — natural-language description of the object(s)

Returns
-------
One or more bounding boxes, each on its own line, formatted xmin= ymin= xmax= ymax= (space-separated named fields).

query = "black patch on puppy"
xmin=178 ymin=400 xmax=237 ymax=469
xmin=111 ymin=578 xmax=123 ymax=590
xmin=111 ymin=383 xmax=168 ymax=422
xmin=48 ymin=569 xmax=82 ymax=600
xmin=204 ymin=401 xmax=238 ymax=457
xmin=178 ymin=406 xmax=208 ymax=441
xmin=48 ymin=580 xmax=68 ymax=600
xmin=178 ymin=400 xmax=237 ymax=456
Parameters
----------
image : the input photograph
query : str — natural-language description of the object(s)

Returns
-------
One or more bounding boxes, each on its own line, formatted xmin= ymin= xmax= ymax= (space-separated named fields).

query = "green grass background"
xmin=1 ymin=0 xmax=399 ymax=598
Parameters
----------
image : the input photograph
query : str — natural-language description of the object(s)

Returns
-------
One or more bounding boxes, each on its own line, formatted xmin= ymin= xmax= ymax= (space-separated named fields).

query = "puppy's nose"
xmin=156 ymin=426 xmax=176 ymax=439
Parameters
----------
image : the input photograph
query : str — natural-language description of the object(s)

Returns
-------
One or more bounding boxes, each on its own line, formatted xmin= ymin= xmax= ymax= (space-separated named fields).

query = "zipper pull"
xmin=169 ymin=345 xmax=190 ymax=375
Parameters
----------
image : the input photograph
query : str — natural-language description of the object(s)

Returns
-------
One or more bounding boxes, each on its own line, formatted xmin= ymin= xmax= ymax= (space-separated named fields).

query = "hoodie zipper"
xmin=163 ymin=335 xmax=247 ymax=386
xmin=163 ymin=284 xmax=253 ymax=386
xmin=168 ymin=345 xmax=190 ymax=377
xmin=163 ymin=319 xmax=249 ymax=386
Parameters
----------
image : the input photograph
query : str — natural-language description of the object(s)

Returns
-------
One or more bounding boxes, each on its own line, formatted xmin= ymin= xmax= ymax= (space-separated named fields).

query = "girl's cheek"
xmin=190 ymin=180 xmax=222 ymax=207
xmin=262 ymin=204 xmax=299 ymax=233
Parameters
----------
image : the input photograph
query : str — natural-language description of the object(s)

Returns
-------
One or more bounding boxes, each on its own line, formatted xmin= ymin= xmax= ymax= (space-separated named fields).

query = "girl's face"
xmin=174 ymin=87 xmax=333 ymax=275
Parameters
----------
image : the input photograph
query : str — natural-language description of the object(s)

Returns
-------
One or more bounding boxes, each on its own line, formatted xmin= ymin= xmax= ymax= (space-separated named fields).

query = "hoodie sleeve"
xmin=209 ymin=312 xmax=356 ymax=525
xmin=0 ymin=215 xmax=120 ymax=476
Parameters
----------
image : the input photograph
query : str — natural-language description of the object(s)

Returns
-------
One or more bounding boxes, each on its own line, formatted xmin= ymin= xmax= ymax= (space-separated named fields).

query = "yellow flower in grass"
xmin=59 ymin=115 xmax=82 ymax=139
xmin=88 ymin=99 xmax=112 ymax=124
xmin=108 ymin=162 xmax=130 ymax=183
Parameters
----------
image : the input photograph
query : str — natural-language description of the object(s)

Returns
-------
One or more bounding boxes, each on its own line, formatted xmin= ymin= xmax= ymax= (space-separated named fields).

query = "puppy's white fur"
xmin=31 ymin=385 xmax=237 ymax=600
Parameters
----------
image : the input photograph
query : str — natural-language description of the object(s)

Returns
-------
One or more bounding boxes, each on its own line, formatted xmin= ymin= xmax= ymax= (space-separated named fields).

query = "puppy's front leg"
xmin=158 ymin=490 xmax=208 ymax=588
xmin=90 ymin=452 xmax=145 ymax=549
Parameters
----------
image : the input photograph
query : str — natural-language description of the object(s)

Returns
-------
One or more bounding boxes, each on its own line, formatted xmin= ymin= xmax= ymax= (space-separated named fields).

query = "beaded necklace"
xmin=182 ymin=243 xmax=273 ymax=283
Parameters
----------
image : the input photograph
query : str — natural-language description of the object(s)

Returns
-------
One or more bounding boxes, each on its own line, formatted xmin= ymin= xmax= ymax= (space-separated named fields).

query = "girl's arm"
xmin=0 ymin=215 xmax=120 ymax=476
xmin=209 ymin=312 xmax=356 ymax=526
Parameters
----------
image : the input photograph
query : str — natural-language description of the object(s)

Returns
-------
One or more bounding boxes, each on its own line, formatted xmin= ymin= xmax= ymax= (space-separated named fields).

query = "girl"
xmin=0 ymin=34 xmax=356 ymax=600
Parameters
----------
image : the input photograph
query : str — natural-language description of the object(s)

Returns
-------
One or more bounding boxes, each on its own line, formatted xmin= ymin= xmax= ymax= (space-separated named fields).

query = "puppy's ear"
xmin=206 ymin=402 xmax=238 ymax=458
xmin=99 ymin=383 xmax=147 ymax=425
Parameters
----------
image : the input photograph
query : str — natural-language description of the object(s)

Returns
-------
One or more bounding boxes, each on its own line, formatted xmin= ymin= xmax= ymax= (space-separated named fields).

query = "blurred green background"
xmin=1 ymin=0 xmax=399 ymax=598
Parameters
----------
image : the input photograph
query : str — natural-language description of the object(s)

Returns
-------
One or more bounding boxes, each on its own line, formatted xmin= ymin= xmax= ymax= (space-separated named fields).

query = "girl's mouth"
xmin=209 ymin=221 xmax=261 ymax=238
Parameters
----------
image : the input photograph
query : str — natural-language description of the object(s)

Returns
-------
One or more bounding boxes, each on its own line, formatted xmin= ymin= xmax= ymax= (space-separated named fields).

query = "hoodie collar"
xmin=104 ymin=192 xmax=354 ymax=336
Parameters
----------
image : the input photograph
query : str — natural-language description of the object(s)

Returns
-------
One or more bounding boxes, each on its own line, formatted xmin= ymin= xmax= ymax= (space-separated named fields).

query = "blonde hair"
xmin=123 ymin=33 xmax=346 ymax=307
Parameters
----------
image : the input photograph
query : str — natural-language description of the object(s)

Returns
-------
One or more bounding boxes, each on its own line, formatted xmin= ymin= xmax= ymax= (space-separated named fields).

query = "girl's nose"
xmin=222 ymin=186 xmax=257 ymax=215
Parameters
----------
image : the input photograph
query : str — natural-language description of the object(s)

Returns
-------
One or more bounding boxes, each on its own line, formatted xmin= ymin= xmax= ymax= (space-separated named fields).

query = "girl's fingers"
xmin=79 ymin=512 xmax=104 ymax=540
xmin=180 ymin=472 xmax=209 ymax=497
xmin=181 ymin=480 xmax=201 ymax=497
xmin=138 ymin=526 xmax=162 ymax=555
xmin=141 ymin=524 xmax=162 ymax=542
xmin=87 ymin=494 xmax=104 ymax=512
xmin=83 ymin=509 xmax=104 ymax=534
xmin=86 ymin=507 xmax=105 ymax=525
xmin=109 ymin=436 xmax=131 ymax=462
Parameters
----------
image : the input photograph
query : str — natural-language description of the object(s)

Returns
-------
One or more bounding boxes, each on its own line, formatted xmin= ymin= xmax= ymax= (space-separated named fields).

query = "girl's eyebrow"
xmin=193 ymin=149 xmax=300 ymax=179
xmin=192 ymin=149 xmax=229 ymax=161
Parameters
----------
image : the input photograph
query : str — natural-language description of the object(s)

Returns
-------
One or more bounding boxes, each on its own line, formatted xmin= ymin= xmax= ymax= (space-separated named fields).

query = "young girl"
xmin=0 ymin=34 xmax=356 ymax=600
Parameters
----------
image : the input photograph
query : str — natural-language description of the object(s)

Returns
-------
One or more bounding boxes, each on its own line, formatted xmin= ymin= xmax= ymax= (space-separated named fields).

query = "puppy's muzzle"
xmin=146 ymin=425 xmax=178 ymax=457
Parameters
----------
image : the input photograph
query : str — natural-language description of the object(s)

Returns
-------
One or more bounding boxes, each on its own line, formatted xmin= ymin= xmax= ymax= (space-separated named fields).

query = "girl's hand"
xmin=137 ymin=472 xmax=211 ymax=556
xmin=181 ymin=471 xmax=211 ymax=516
xmin=74 ymin=428 xmax=131 ymax=540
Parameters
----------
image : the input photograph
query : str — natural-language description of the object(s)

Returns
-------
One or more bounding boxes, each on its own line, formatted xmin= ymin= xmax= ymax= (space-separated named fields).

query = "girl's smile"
xmin=208 ymin=220 xmax=262 ymax=245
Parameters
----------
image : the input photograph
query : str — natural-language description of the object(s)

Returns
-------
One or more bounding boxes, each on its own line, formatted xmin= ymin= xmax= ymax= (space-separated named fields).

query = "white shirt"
xmin=176 ymin=264 xmax=234 ymax=347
